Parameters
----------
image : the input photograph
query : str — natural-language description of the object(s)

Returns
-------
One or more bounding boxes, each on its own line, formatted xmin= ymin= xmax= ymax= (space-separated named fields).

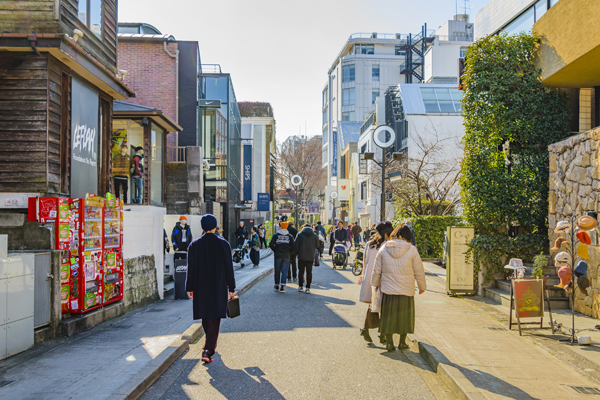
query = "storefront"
xmin=112 ymin=101 xmax=182 ymax=207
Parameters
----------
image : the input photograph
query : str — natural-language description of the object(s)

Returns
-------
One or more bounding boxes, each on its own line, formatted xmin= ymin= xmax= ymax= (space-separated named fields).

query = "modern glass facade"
xmin=199 ymin=73 xmax=242 ymax=244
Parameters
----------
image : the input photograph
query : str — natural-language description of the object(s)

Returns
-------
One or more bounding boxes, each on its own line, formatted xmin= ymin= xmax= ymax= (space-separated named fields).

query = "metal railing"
xmin=360 ymin=113 xmax=376 ymax=136
xmin=201 ymin=64 xmax=222 ymax=74
xmin=167 ymin=147 xmax=187 ymax=164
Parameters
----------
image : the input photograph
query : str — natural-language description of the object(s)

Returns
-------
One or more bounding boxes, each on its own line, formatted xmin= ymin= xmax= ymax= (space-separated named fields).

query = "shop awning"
xmin=113 ymin=101 xmax=183 ymax=132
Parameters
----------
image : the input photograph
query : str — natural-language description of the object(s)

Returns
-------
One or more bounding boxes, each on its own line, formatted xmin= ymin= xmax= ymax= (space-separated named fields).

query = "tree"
xmin=459 ymin=32 xmax=570 ymax=280
xmin=275 ymin=135 xmax=323 ymax=201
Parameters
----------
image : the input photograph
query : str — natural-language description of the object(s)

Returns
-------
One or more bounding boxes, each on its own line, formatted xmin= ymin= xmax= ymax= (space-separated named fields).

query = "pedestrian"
xmin=363 ymin=223 xmax=375 ymax=242
xmin=235 ymin=221 xmax=248 ymax=249
xmin=294 ymin=223 xmax=320 ymax=294
xmin=185 ymin=214 xmax=236 ymax=364
xmin=215 ymin=226 xmax=222 ymax=237
xmin=131 ymin=146 xmax=144 ymax=204
xmin=371 ymin=224 xmax=426 ymax=352
xmin=269 ymin=221 xmax=295 ymax=293
xmin=351 ymin=221 xmax=362 ymax=250
xmin=316 ymin=221 xmax=327 ymax=258
xmin=172 ymin=216 xmax=193 ymax=261
xmin=358 ymin=222 xmax=392 ymax=344
xmin=287 ymin=221 xmax=299 ymax=283
xmin=329 ymin=220 xmax=350 ymax=255
xmin=248 ymin=226 xmax=261 ymax=268
xmin=405 ymin=220 xmax=416 ymax=246
xmin=258 ymin=224 xmax=267 ymax=248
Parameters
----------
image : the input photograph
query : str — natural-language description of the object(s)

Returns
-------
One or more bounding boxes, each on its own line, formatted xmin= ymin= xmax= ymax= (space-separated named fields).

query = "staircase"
xmin=164 ymin=274 xmax=174 ymax=298
xmin=483 ymin=256 xmax=570 ymax=310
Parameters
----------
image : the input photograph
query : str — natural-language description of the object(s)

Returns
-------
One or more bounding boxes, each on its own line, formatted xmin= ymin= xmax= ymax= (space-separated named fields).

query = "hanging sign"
xmin=243 ymin=145 xmax=252 ymax=200
xmin=359 ymin=153 xmax=367 ymax=174
xmin=446 ymin=226 xmax=476 ymax=295
xmin=257 ymin=193 xmax=270 ymax=211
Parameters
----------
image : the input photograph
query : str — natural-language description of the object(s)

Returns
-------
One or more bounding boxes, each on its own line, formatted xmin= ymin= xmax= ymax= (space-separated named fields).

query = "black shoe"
xmin=386 ymin=342 xmax=396 ymax=352
xmin=360 ymin=328 xmax=373 ymax=343
xmin=379 ymin=334 xmax=387 ymax=345
xmin=274 ymin=285 xmax=279 ymax=291
xmin=398 ymin=343 xmax=409 ymax=350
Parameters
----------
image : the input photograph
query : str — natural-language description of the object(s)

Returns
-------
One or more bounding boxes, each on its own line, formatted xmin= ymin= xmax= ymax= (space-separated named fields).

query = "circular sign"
xmin=291 ymin=175 xmax=303 ymax=186
xmin=373 ymin=126 xmax=396 ymax=148
xmin=330 ymin=191 xmax=338 ymax=199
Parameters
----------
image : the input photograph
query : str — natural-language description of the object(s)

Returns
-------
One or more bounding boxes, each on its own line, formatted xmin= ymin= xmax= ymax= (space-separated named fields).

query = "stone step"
xmin=164 ymin=281 xmax=174 ymax=297
xmin=496 ymin=279 xmax=568 ymax=299
xmin=164 ymin=274 xmax=173 ymax=284
xmin=484 ymin=286 xmax=570 ymax=310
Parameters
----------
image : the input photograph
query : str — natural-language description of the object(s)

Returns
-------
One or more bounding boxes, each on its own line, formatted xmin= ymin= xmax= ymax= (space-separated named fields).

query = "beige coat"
xmin=370 ymin=239 xmax=426 ymax=296
xmin=359 ymin=245 xmax=378 ymax=303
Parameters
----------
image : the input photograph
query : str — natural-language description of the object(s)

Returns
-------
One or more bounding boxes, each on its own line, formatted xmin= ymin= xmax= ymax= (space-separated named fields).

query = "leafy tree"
xmin=460 ymin=32 xmax=570 ymax=280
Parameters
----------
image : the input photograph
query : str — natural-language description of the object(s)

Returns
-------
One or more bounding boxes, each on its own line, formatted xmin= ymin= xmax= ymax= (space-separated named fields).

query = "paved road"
xmin=141 ymin=254 xmax=451 ymax=400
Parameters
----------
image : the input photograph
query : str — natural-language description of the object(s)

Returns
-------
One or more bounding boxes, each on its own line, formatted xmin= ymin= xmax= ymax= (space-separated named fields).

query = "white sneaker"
xmin=305 ymin=288 xmax=311 ymax=294
xmin=298 ymin=286 xmax=304 ymax=292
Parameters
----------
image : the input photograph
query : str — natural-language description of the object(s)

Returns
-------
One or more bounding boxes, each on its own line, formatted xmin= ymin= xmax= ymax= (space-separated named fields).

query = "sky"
xmin=118 ymin=0 xmax=489 ymax=141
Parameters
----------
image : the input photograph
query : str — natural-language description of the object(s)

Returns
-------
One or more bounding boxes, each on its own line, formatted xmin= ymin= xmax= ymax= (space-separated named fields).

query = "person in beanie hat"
xmin=172 ymin=216 xmax=193 ymax=261
xmin=269 ymin=221 xmax=295 ymax=293
xmin=293 ymin=223 xmax=320 ymax=294
xmin=186 ymin=214 xmax=236 ymax=364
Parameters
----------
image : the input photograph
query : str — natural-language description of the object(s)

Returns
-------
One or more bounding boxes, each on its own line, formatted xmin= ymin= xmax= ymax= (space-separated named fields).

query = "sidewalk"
xmin=0 ymin=254 xmax=274 ymax=400
xmin=414 ymin=262 xmax=600 ymax=400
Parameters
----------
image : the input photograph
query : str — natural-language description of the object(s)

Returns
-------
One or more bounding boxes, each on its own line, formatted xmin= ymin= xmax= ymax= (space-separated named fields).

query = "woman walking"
xmin=258 ymin=224 xmax=267 ymax=248
xmin=357 ymin=221 xmax=393 ymax=343
xmin=371 ymin=224 xmax=426 ymax=352
xmin=249 ymin=226 xmax=261 ymax=268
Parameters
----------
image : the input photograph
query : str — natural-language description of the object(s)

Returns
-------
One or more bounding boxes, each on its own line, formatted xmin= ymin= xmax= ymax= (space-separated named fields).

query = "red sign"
xmin=513 ymin=279 xmax=544 ymax=318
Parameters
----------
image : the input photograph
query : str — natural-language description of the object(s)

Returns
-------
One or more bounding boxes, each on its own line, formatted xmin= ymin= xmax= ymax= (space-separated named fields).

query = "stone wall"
xmin=548 ymin=127 xmax=600 ymax=318
xmin=123 ymin=255 xmax=159 ymax=311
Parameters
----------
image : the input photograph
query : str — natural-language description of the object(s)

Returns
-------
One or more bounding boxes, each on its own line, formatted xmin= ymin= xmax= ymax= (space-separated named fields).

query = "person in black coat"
xmin=186 ymin=214 xmax=236 ymax=364
xmin=235 ymin=221 xmax=248 ymax=248
xmin=329 ymin=220 xmax=349 ymax=255
xmin=287 ymin=222 xmax=299 ymax=282
xmin=294 ymin=224 xmax=320 ymax=293
xmin=172 ymin=216 xmax=193 ymax=261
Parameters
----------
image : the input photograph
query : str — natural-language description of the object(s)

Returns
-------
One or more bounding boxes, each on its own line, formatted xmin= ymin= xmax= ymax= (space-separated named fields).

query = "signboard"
xmin=446 ymin=226 xmax=476 ymax=295
xmin=513 ymin=279 xmax=544 ymax=318
xmin=71 ymin=78 xmax=99 ymax=198
xmin=243 ymin=145 xmax=252 ymax=200
xmin=359 ymin=153 xmax=367 ymax=174
xmin=257 ymin=193 xmax=270 ymax=211
xmin=332 ymin=129 xmax=338 ymax=177
xmin=198 ymin=99 xmax=222 ymax=108
xmin=339 ymin=179 xmax=351 ymax=201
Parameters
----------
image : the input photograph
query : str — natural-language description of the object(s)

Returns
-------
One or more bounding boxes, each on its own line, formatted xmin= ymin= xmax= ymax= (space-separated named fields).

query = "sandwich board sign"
xmin=446 ymin=226 xmax=477 ymax=295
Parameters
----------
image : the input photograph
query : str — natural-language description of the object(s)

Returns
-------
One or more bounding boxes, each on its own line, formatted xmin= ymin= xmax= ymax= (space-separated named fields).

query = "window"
xmin=78 ymin=0 xmax=103 ymax=38
xmin=322 ymin=108 xmax=328 ymax=126
xmin=342 ymin=111 xmax=355 ymax=121
xmin=395 ymin=46 xmax=405 ymax=56
xmin=322 ymin=87 xmax=328 ymax=107
xmin=342 ymin=65 xmax=355 ymax=82
xmin=372 ymin=88 xmax=379 ymax=105
xmin=354 ymin=44 xmax=374 ymax=55
xmin=460 ymin=47 xmax=468 ymax=58
xmin=503 ymin=7 xmax=535 ymax=35
xmin=150 ymin=123 xmax=164 ymax=206
xmin=323 ymin=128 xmax=328 ymax=142
xmin=549 ymin=0 xmax=560 ymax=6
xmin=420 ymin=88 xmax=463 ymax=113
xmin=360 ymin=181 xmax=368 ymax=201
xmin=360 ymin=143 xmax=368 ymax=154
xmin=341 ymin=155 xmax=347 ymax=179
xmin=322 ymin=147 xmax=328 ymax=165
xmin=372 ymin=64 xmax=380 ymax=81
xmin=342 ymin=88 xmax=355 ymax=106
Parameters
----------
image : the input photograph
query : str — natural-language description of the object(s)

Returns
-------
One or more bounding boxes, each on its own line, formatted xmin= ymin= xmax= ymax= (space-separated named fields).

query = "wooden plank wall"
xmin=0 ymin=1 xmax=58 ymax=33
xmin=0 ymin=54 xmax=50 ymax=193
xmin=60 ymin=0 xmax=118 ymax=73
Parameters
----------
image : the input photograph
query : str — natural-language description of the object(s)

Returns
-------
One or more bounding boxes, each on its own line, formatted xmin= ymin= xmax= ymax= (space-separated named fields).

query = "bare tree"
xmin=368 ymin=124 xmax=462 ymax=216
xmin=275 ymin=136 xmax=323 ymax=200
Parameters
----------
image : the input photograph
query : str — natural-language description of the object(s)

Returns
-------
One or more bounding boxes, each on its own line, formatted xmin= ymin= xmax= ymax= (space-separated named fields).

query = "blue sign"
xmin=257 ymin=193 xmax=270 ymax=211
xmin=332 ymin=129 xmax=337 ymax=177
xmin=243 ymin=145 xmax=252 ymax=200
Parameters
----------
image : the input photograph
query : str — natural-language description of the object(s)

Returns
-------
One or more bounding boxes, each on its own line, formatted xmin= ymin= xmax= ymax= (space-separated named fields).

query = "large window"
xmin=501 ymin=0 xmax=557 ymax=35
xmin=372 ymin=64 xmax=380 ymax=81
xmin=420 ymin=88 xmax=463 ymax=113
xmin=372 ymin=88 xmax=379 ymax=105
xmin=150 ymin=123 xmax=164 ymax=206
xmin=360 ymin=181 xmax=368 ymax=201
xmin=322 ymin=87 xmax=328 ymax=107
xmin=342 ymin=65 xmax=355 ymax=82
xmin=342 ymin=111 xmax=355 ymax=121
xmin=77 ymin=0 xmax=102 ymax=38
xmin=322 ymin=147 xmax=328 ymax=165
xmin=322 ymin=108 xmax=328 ymax=127
xmin=395 ymin=46 xmax=405 ymax=56
xmin=354 ymin=44 xmax=374 ymax=55
xmin=342 ymin=88 xmax=355 ymax=106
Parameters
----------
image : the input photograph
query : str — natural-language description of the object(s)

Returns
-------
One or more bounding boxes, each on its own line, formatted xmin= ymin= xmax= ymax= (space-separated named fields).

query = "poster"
xmin=513 ymin=279 xmax=544 ymax=318
xmin=71 ymin=78 xmax=99 ymax=198
xmin=448 ymin=227 xmax=475 ymax=291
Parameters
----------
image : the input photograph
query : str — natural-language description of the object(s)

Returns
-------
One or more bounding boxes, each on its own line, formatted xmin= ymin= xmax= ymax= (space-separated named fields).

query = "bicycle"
xmin=352 ymin=244 xmax=364 ymax=276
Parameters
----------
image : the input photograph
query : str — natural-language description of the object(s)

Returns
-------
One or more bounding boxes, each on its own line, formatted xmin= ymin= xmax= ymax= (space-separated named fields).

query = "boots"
xmin=360 ymin=328 xmax=373 ymax=343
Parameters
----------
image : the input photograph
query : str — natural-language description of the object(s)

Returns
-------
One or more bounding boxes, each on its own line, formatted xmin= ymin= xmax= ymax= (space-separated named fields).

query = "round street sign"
xmin=291 ymin=175 xmax=303 ymax=186
xmin=373 ymin=126 xmax=396 ymax=148
xmin=330 ymin=191 xmax=338 ymax=199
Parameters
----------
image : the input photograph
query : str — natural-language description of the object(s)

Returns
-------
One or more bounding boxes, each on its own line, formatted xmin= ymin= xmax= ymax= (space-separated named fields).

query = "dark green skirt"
xmin=379 ymin=294 xmax=415 ymax=335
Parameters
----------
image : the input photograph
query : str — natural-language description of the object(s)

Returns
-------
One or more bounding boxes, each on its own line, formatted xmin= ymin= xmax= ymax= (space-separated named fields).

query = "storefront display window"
xmin=111 ymin=119 xmax=143 ymax=204
xmin=150 ymin=122 xmax=164 ymax=206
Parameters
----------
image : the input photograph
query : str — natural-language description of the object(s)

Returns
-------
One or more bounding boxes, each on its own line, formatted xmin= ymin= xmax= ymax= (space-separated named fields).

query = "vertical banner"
xmin=71 ymin=78 xmax=100 ymax=198
xmin=332 ymin=129 xmax=338 ymax=177
xmin=243 ymin=145 xmax=252 ymax=200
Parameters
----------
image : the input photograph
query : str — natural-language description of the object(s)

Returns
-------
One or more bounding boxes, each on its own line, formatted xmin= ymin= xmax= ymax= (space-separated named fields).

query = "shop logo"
xmin=72 ymin=124 xmax=97 ymax=166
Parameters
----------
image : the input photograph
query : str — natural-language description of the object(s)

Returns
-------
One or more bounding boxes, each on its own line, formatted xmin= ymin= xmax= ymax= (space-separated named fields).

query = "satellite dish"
xmin=330 ymin=191 xmax=338 ymax=199
xmin=291 ymin=175 xmax=303 ymax=186
xmin=373 ymin=126 xmax=396 ymax=148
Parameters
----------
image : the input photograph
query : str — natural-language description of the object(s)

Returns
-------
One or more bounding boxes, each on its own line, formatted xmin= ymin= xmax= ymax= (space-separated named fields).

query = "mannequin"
xmin=131 ymin=146 xmax=144 ymax=204
xmin=112 ymin=143 xmax=131 ymax=203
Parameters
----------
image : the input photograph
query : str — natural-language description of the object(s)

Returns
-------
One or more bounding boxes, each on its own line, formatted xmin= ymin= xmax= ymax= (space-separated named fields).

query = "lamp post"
xmin=290 ymin=174 xmax=303 ymax=225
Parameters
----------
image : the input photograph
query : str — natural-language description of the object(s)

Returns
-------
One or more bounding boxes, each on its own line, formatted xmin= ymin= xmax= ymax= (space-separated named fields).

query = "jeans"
xmin=259 ymin=236 xmax=266 ymax=248
xmin=298 ymin=260 xmax=313 ymax=288
xmin=250 ymin=248 xmax=260 ymax=266
xmin=132 ymin=176 xmax=143 ymax=204
xmin=202 ymin=318 xmax=221 ymax=356
xmin=354 ymin=235 xmax=360 ymax=247
xmin=274 ymin=258 xmax=290 ymax=286
xmin=114 ymin=177 xmax=128 ymax=203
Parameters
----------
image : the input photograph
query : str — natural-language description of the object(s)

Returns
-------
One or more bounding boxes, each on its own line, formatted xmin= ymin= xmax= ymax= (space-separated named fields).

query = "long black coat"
xmin=185 ymin=233 xmax=236 ymax=320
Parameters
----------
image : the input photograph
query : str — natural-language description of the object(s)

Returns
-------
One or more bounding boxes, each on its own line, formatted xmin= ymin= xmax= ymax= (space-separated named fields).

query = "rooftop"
xmin=238 ymin=102 xmax=274 ymax=118
xmin=338 ymin=121 xmax=363 ymax=149
xmin=396 ymin=84 xmax=463 ymax=115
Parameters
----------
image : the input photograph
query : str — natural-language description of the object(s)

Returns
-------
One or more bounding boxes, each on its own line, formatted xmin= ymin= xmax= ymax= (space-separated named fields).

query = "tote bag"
xmin=227 ymin=296 xmax=240 ymax=318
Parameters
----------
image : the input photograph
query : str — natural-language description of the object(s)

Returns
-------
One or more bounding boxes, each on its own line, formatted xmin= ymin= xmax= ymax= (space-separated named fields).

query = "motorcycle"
xmin=232 ymin=239 xmax=250 ymax=265
xmin=332 ymin=240 xmax=349 ymax=270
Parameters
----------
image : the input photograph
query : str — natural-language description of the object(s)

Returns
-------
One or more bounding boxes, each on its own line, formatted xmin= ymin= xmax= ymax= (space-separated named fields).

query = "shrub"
xmin=394 ymin=215 xmax=464 ymax=258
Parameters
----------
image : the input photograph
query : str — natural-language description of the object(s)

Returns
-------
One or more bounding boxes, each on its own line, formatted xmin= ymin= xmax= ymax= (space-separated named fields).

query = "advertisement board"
xmin=446 ymin=226 xmax=476 ymax=295
xmin=257 ymin=193 xmax=270 ymax=211
xmin=513 ymin=279 xmax=544 ymax=318
xmin=243 ymin=145 xmax=252 ymax=200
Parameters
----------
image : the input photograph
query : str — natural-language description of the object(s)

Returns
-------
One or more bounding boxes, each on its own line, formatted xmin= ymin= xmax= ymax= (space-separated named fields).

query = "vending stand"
xmin=28 ymin=195 xmax=124 ymax=314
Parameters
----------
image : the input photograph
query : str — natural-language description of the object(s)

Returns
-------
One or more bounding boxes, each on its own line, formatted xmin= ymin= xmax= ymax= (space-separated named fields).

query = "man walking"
xmin=294 ymin=223 xmax=320 ymax=294
xmin=269 ymin=221 xmax=295 ymax=293
xmin=186 ymin=214 xmax=235 ymax=364
xmin=351 ymin=222 xmax=362 ymax=250
xmin=235 ymin=221 xmax=248 ymax=249
xmin=287 ymin=221 xmax=299 ymax=282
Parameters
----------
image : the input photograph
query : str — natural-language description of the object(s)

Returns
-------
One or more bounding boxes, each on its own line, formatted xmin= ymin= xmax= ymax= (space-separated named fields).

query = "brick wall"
xmin=118 ymin=41 xmax=178 ymax=137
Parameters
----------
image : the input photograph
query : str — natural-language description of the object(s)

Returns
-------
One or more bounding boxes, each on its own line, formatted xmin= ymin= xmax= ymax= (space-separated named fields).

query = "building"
xmin=239 ymin=102 xmax=277 ymax=226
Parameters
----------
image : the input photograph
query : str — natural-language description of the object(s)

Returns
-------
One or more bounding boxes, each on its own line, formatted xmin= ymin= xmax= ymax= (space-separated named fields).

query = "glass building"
xmin=199 ymin=67 xmax=242 ymax=244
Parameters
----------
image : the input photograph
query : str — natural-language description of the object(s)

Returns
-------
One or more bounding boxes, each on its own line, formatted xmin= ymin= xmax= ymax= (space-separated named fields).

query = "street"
xmin=140 ymin=254 xmax=452 ymax=400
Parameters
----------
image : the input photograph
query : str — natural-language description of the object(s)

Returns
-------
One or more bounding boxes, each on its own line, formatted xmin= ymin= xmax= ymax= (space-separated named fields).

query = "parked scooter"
xmin=332 ymin=240 xmax=349 ymax=270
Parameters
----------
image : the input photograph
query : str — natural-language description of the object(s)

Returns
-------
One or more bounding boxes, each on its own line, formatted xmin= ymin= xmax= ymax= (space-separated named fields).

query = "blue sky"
xmin=118 ymin=0 xmax=489 ymax=140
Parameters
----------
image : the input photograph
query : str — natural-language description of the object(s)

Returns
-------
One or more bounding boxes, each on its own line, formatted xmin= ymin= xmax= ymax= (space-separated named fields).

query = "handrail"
xmin=167 ymin=146 xmax=186 ymax=164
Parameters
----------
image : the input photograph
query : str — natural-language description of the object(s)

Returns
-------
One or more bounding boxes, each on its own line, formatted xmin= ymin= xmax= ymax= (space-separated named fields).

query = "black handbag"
xmin=365 ymin=307 xmax=380 ymax=329
xmin=227 ymin=296 xmax=240 ymax=318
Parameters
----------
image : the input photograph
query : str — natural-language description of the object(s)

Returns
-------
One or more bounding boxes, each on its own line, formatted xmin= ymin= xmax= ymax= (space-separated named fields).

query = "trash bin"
xmin=174 ymin=259 xmax=189 ymax=300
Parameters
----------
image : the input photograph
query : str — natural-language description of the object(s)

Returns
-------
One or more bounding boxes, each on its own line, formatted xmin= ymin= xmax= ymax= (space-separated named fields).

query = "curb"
xmin=119 ymin=266 xmax=274 ymax=400
xmin=407 ymin=333 xmax=485 ymax=400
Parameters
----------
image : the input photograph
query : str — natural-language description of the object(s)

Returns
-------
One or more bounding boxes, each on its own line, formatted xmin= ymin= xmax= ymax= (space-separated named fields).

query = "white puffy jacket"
xmin=370 ymin=239 xmax=426 ymax=296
